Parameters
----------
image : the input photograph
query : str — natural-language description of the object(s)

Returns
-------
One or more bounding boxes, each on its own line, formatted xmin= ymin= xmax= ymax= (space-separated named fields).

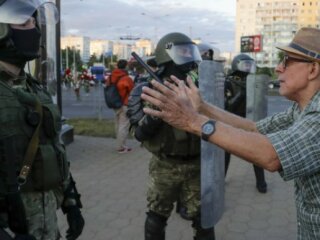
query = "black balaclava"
xmin=160 ymin=61 xmax=197 ymax=80
xmin=0 ymin=24 xmax=41 ymax=68
xmin=230 ymin=70 xmax=249 ymax=80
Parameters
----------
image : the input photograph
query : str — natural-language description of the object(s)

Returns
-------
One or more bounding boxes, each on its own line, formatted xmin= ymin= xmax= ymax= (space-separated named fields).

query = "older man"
xmin=141 ymin=27 xmax=320 ymax=239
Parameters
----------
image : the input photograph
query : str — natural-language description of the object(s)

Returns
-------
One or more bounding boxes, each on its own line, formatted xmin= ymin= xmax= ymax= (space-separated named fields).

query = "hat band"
xmin=289 ymin=42 xmax=320 ymax=60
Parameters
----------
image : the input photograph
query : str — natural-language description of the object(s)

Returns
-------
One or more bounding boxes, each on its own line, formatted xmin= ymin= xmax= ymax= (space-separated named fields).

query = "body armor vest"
xmin=224 ymin=75 xmax=246 ymax=117
xmin=142 ymin=122 xmax=201 ymax=159
xmin=0 ymin=74 xmax=69 ymax=193
xmin=141 ymin=73 xmax=200 ymax=160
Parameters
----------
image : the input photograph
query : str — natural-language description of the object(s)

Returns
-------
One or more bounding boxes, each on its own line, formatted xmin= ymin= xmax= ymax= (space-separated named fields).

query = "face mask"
xmin=10 ymin=27 xmax=41 ymax=61
xmin=176 ymin=62 xmax=198 ymax=74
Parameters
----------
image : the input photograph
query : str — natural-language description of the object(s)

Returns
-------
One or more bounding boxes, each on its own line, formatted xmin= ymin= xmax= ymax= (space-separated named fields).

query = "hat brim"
xmin=276 ymin=46 xmax=320 ymax=62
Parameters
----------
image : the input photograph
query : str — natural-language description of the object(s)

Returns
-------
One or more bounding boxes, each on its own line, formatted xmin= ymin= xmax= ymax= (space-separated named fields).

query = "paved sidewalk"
xmin=58 ymin=135 xmax=297 ymax=240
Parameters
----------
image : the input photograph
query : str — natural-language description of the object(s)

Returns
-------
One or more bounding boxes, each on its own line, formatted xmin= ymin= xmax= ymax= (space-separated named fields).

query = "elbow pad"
xmin=127 ymin=82 xmax=150 ymax=125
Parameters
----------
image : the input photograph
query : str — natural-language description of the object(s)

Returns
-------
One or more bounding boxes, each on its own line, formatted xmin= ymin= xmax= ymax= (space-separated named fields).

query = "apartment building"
xmin=61 ymin=36 xmax=91 ymax=63
xmin=236 ymin=0 xmax=320 ymax=67
xmin=90 ymin=39 xmax=113 ymax=57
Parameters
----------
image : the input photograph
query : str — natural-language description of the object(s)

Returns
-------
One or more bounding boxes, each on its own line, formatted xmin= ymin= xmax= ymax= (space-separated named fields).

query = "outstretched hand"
xmin=141 ymin=75 xmax=205 ymax=133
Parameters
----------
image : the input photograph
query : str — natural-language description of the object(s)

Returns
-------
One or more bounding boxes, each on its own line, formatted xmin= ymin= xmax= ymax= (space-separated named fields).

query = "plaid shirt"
xmin=256 ymin=91 xmax=320 ymax=240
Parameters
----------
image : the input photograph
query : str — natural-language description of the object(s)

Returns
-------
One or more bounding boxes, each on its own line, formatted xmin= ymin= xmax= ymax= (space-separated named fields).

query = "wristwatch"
xmin=201 ymin=120 xmax=216 ymax=141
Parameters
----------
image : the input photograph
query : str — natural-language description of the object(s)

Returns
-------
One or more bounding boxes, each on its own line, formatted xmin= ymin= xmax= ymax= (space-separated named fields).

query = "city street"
xmin=61 ymin=84 xmax=292 ymax=119
xmin=58 ymin=84 xmax=297 ymax=240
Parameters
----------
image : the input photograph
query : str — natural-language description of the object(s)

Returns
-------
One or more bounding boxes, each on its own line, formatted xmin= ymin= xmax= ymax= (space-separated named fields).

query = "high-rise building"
xmin=61 ymin=36 xmax=91 ymax=63
xmin=90 ymin=39 xmax=113 ymax=57
xmin=236 ymin=0 xmax=320 ymax=67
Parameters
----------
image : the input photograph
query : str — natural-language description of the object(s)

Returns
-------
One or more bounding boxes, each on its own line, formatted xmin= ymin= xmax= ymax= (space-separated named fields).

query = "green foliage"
xmin=61 ymin=47 xmax=83 ymax=71
xmin=66 ymin=118 xmax=116 ymax=138
xmin=88 ymin=54 xmax=99 ymax=67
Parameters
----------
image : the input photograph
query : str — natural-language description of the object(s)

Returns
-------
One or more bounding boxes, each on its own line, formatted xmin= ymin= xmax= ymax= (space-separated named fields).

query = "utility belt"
xmin=162 ymin=153 xmax=200 ymax=161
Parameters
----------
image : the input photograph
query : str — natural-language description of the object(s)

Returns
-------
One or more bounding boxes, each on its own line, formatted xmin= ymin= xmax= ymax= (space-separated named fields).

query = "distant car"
xmin=268 ymin=80 xmax=280 ymax=89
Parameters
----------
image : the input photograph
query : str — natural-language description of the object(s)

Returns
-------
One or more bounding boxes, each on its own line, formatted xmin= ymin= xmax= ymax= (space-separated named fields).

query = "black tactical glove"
xmin=14 ymin=234 xmax=36 ymax=240
xmin=135 ymin=115 xmax=163 ymax=141
xmin=65 ymin=206 xmax=85 ymax=240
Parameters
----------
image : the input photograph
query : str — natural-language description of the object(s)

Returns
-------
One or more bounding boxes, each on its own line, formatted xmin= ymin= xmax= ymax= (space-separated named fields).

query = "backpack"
xmin=104 ymin=75 xmax=123 ymax=109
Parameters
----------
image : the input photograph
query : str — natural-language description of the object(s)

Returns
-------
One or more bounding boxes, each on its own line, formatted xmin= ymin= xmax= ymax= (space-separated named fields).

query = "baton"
xmin=131 ymin=52 xmax=162 ymax=83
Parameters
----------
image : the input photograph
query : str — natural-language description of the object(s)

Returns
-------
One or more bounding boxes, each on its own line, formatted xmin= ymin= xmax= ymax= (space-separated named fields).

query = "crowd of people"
xmin=1 ymin=0 xmax=320 ymax=239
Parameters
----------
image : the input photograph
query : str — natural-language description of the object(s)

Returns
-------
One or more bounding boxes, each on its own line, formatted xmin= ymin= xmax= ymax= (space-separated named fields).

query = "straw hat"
xmin=276 ymin=27 xmax=320 ymax=62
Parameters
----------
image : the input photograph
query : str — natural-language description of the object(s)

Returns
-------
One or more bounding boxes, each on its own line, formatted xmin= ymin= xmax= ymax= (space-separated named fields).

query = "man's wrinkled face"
xmin=275 ymin=53 xmax=314 ymax=100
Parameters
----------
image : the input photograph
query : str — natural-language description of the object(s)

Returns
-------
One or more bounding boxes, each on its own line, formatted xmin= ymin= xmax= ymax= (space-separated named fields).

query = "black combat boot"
xmin=145 ymin=211 xmax=167 ymax=240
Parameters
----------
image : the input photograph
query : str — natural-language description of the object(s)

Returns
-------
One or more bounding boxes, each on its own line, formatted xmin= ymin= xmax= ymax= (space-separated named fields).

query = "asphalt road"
xmin=61 ymin=85 xmax=292 ymax=119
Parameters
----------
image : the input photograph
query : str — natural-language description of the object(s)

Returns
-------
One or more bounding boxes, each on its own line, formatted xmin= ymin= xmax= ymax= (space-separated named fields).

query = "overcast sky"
xmin=61 ymin=0 xmax=236 ymax=52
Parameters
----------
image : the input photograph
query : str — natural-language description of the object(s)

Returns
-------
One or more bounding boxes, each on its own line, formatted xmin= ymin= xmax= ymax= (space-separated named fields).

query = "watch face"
xmin=203 ymin=123 xmax=214 ymax=134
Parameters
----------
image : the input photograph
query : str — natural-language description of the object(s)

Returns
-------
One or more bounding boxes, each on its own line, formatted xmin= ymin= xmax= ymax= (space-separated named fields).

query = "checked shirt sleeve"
xmin=260 ymin=112 xmax=320 ymax=181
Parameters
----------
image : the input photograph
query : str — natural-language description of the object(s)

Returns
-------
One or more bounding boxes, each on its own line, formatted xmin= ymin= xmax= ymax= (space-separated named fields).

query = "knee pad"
xmin=192 ymin=216 xmax=215 ymax=240
xmin=145 ymin=211 xmax=167 ymax=240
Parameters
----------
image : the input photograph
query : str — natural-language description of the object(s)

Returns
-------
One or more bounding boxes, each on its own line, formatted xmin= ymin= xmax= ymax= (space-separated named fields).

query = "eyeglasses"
xmin=279 ymin=55 xmax=313 ymax=69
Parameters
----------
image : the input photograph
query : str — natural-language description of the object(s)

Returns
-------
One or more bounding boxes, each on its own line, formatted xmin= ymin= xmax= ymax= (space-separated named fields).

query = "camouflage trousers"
xmin=147 ymin=155 xmax=201 ymax=219
xmin=21 ymin=191 xmax=60 ymax=240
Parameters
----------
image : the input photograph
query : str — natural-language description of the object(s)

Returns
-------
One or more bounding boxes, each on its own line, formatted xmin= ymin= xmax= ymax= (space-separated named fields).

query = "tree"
xmin=87 ymin=54 xmax=99 ymax=67
xmin=61 ymin=47 xmax=82 ymax=71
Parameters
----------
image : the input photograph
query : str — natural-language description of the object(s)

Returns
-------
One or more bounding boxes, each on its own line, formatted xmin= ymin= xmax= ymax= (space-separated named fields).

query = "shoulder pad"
xmin=130 ymin=82 xmax=150 ymax=97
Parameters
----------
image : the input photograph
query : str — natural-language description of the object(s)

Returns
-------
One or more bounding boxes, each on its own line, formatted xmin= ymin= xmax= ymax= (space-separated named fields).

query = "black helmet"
xmin=0 ymin=0 xmax=58 ymax=66
xmin=197 ymin=42 xmax=225 ymax=62
xmin=0 ymin=0 xmax=58 ymax=41
xmin=155 ymin=32 xmax=202 ymax=67
xmin=231 ymin=53 xmax=256 ymax=74
xmin=197 ymin=43 xmax=214 ymax=60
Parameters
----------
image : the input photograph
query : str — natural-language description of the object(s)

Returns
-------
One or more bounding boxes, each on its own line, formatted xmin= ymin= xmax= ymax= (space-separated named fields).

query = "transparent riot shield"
xmin=199 ymin=60 xmax=225 ymax=228
xmin=246 ymin=74 xmax=269 ymax=121
xmin=25 ymin=1 xmax=59 ymax=103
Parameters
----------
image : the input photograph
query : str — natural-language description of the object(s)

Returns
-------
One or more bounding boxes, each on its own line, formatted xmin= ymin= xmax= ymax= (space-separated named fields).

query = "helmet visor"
xmin=237 ymin=60 xmax=256 ymax=73
xmin=166 ymin=43 xmax=202 ymax=65
xmin=0 ymin=0 xmax=58 ymax=25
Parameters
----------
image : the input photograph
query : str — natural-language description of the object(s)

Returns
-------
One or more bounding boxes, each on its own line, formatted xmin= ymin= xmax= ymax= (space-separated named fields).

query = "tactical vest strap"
xmin=18 ymin=96 xmax=43 ymax=185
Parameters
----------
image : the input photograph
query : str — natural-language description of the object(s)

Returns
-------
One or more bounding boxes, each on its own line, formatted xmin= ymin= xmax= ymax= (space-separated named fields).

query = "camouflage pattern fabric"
xmin=147 ymin=155 xmax=200 ymax=218
xmin=21 ymin=191 xmax=60 ymax=240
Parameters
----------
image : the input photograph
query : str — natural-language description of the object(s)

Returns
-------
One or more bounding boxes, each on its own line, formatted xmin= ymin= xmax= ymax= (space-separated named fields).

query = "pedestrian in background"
xmin=110 ymin=59 xmax=134 ymax=153
xmin=0 ymin=0 xmax=84 ymax=239
xmin=141 ymin=27 xmax=320 ymax=239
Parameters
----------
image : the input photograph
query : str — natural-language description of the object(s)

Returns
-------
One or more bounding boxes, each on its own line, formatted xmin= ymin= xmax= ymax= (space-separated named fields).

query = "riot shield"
xmin=199 ymin=60 xmax=225 ymax=228
xmin=246 ymin=74 xmax=269 ymax=121
xmin=24 ymin=1 xmax=59 ymax=102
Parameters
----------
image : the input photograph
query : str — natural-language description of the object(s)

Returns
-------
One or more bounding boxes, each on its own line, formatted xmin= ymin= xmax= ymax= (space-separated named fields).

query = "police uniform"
xmin=224 ymin=54 xmax=267 ymax=193
xmin=0 ymin=1 xmax=84 ymax=239
xmin=128 ymin=32 xmax=215 ymax=240
xmin=0 ymin=72 xmax=68 ymax=239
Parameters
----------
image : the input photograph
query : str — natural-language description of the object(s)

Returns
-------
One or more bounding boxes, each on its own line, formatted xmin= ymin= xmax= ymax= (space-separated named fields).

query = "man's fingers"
xmin=148 ymin=79 xmax=172 ymax=96
xmin=143 ymin=107 xmax=163 ymax=118
xmin=169 ymin=75 xmax=182 ymax=85
xmin=186 ymin=76 xmax=197 ymax=91
xmin=163 ymin=80 xmax=179 ymax=92
xmin=142 ymin=84 xmax=163 ymax=99
xmin=141 ymin=92 xmax=164 ymax=109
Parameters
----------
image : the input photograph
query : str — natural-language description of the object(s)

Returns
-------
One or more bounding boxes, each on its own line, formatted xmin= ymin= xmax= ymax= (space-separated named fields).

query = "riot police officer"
xmin=128 ymin=32 xmax=214 ymax=240
xmin=0 ymin=1 xmax=84 ymax=239
xmin=224 ymin=53 xmax=267 ymax=193
xmin=127 ymin=32 xmax=215 ymax=240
